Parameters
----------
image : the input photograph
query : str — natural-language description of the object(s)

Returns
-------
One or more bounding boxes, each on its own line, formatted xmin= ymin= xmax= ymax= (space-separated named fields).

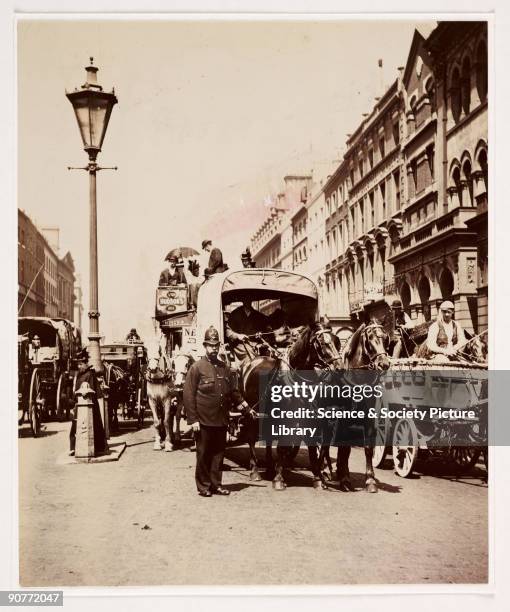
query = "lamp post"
xmin=66 ymin=58 xmax=118 ymax=374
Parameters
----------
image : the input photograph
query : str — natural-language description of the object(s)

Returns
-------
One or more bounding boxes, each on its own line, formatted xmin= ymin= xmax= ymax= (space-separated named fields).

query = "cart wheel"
xmin=392 ymin=418 xmax=419 ymax=478
xmin=56 ymin=373 xmax=68 ymax=421
xmin=29 ymin=369 xmax=41 ymax=437
xmin=449 ymin=447 xmax=481 ymax=473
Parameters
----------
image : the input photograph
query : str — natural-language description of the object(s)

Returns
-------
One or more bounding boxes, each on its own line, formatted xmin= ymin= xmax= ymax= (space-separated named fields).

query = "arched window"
xmin=476 ymin=41 xmax=488 ymax=102
xmin=418 ymin=276 xmax=431 ymax=321
xmin=452 ymin=166 xmax=462 ymax=206
xmin=461 ymin=56 xmax=471 ymax=115
xmin=478 ymin=148 xmax=488 ymax=194
xmin=439 ymin=268 xmax=454 ymax=299
xmin=450 ymin=67 xmax=461 ymax=123
xmin=425 ymin=77 xmax=436 ymax=114
xmin=462 ymin=159 xmax=473 ymax=206
xmin=400 ymin=281 xmax=411 ymax=313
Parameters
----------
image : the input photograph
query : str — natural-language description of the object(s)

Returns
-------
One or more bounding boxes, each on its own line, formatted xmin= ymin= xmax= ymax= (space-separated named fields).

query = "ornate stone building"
xmin=390 ymin=23 xmax=488 ymax=333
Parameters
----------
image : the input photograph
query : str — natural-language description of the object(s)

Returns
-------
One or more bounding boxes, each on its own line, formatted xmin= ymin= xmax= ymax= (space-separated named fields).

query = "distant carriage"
xmin=18 ymin=316 xmax=81 ymax=436
xmin=101 ymin=342 xmax=148 ymax=429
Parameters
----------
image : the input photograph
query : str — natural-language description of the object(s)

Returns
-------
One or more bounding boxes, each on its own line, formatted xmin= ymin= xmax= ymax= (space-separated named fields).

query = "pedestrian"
xmin=202 ymin=240 xmax=228 ymax=277
xmin=183 ymin=326 xmax=251 ymax=497
xmin=69 ymin=347 xmax=108 ymax=456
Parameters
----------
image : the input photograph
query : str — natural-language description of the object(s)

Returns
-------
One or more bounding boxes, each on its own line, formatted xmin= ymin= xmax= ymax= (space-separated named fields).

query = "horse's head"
xmin=172 ymin=353 xmax=191 ymax=388
xmin=361 ymin=322 xmax=391 ymax=371
xmin=310 ymin=322 xmax=343 ymax=370
xmin=462 ymin=331 xmax=488 ymax=363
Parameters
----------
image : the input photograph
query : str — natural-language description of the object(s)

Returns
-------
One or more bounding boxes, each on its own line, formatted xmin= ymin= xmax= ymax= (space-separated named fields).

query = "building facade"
xmin=18 ymin=210 xmax=45 ymax=317
xmin=248 ymin=21 xmax=488 ymax=336
xmin=18 ymin=210 xmax=77 ymax=323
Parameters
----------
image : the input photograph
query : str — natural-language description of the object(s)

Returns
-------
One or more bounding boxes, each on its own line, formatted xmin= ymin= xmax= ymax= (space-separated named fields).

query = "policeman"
xmin=183 ymin=326 xmax=250 ymax=497
xmin=69 ymin=348 xmax=107 ymax=456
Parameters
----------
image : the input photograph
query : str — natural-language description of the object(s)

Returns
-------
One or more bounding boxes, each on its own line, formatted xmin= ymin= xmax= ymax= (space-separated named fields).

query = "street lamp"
xmin=66 ymin=57 xmax=117 ymax=374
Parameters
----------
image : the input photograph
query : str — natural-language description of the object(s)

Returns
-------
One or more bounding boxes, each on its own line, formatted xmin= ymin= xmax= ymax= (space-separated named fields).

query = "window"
xmin=426 ymin=145 xmax=435 ymax=182
xmin=369 ymin=191 xmax=375 ymax=228
xmin=461 ymin=56 xmax=471 ymax=115
xmin=408 ymin=96 xmax=417 ymax=132
xmin=476 ymin=41 xmax=488 ymax=103
xmin=452 ymin=166 xmax=462 ymax=205
xmin=380 ymin=181 xmax=386 ymax=220
xmin=463 ymin=159 xmax=473 ymax=206
xmin=478 ymin=148 xmax=488 ymax=194
xmin=349 ymin=169 xmax=355 ymax=187
xmin=425 ymin=77 xmax=436 ymax=114
xmin=368 ymin=148 xmax=374 ymax=169
xmin=379 ymin=136 xmax=385 ymax=160
xmin=392 ymin=121 xmax=400 ymax=146
xmin=450 ymin=67 xmax=462 ymax=123
xmin=358 ymin=158 xmax=364 ymax=179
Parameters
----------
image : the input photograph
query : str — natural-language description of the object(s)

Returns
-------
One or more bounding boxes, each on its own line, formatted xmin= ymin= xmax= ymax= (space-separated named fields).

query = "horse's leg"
xmin=265 ymin=442 xmax=275 ymax=479
xmin=364 ymin=415 xmax=378 ymax=493
xmin=272 ymin=445 xmax=286 ymax=490
xmin=245 ymin=415 xmax=262 ymax=481
xmin=163 ymin=394 xmax=174 ymax=451
xmin=309 ymin=445 xmax=328 ymax=490
xmin=147 ymin=390 xmax=161 ymax=451
xmin=337 ymin=446 xmax=354 ymax=491
xmin=173 ymin=395 xmax=182 ymax=448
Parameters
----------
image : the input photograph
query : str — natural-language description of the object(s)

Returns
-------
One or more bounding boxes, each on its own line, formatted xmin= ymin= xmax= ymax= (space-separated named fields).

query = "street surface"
xmin=19 ymin=418 xmax=488 ymax=586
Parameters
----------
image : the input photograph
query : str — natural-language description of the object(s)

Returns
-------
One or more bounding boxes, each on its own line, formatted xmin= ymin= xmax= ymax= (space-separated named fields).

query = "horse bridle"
xmin=311 ymin=328 xmax=343 ymax=370
xmin=360 ymin=323 xmax=390 ymax=370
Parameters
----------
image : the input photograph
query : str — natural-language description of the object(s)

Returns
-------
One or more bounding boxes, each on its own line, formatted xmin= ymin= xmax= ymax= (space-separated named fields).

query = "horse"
xmin=319 ymin=321 xmax=391 ymax=493
xmin=146 ymin=354 xmax=180 ymax=451
xmin=168 ymin=351 xmax=194 ymax=447
xmin=237 ymin=320 xmax=344 ymax=490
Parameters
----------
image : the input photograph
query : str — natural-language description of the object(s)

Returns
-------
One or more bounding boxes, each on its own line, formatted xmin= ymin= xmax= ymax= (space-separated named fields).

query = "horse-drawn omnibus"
xmin=101 ymin=342 xmax=148 ymax=429
xmin=18 ymin=316 xmax=81 ymax=436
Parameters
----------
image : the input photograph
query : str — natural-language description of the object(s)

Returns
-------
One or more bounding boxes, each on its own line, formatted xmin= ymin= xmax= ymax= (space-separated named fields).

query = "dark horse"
xmin=318 ymin=322 xmax=391 ymax=493
xmin=237 ymin=320 xmax=344 ymax=490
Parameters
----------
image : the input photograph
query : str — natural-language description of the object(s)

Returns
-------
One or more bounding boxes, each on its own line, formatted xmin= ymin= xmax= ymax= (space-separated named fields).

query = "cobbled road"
xmin=18 ymin=418 xmax=488 ymax=586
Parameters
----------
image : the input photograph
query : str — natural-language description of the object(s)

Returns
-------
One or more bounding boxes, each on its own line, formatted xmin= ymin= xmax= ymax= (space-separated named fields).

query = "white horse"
xmin=146 ymin=353 xmax=177 ymax=451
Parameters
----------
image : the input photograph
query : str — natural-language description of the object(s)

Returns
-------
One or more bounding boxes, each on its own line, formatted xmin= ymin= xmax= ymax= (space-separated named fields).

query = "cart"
xmin=101 ymin=342 xmax=148 ymax=429
xmin=372 ymin=358 xmax=488 ymax=477
xmin=18 ymin=317 xmax=80 ymax=436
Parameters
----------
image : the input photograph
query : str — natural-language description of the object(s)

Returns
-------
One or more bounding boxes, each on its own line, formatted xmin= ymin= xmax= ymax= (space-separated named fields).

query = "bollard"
xmin=75 ymin=382 xmax=96 ymax=459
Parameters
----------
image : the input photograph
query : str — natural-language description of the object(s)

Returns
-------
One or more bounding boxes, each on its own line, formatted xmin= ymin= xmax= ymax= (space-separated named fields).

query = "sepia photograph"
xmin=16 ymin=14 xmax=490 ymax=590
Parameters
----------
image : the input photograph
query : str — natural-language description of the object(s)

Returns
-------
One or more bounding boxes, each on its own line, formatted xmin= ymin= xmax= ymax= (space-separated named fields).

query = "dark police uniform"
xmin=183 ymin=331 xmax=245 ymax=494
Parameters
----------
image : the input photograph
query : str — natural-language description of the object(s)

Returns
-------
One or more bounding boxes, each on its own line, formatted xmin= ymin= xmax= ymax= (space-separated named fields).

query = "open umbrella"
xmin=165 ymin=247 xmax=200 ymax=260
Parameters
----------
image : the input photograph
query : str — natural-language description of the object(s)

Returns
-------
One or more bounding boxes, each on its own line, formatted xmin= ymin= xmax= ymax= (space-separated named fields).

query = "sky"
xmin=18 ymin=17 xmax=436 ymax=344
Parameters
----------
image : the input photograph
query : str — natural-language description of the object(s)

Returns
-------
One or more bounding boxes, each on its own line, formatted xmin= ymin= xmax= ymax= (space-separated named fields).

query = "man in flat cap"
xmin=183 ymin=326 xmax=251 ymax=497
xmin=159 ymin=255 xmax=186 ymax=286
xmin=69 ymin=348 xmax=107 ymax=456
xmin=202 ymin=240 xmax=228 ymax=277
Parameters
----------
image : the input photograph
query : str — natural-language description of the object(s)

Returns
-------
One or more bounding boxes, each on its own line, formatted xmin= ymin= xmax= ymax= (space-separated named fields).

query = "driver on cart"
xmin=225 ymin=298 xmax=272 ymax=361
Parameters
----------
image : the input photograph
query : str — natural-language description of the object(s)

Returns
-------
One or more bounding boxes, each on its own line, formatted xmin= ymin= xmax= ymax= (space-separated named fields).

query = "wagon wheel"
xmin=56 ymin=373 xmax=70 ymax=421
xmin=29 ymin=369 xmax=42 ymax=437
xmin=392 ymin=418 xmax=419 ymax=478
xmin=449 ymin=447 xmax=481 ymax=473
xmin=372 ymin=398 xmax=390 ymax=468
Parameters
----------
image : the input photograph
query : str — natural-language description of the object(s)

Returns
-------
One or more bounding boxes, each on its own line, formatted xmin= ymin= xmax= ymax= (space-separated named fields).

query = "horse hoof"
xmin=365 ymin=479 xmax=378 ymax=493
xmin=153 ymin=443 xmax=161 ymax=451
xmin=250 ymin=469 xmax=262 ymax=482
xmin=272 ymin=479 xmax=286 ymax=491
xmin=339 ymin=479 xmax=354 ymax=492
xmin=164 ymin=441 xmax=173 ymax=452
xmin=321 ymin=471 xmax=331 ymax=481
xmin=313 ymin=479 xmax=328 ymax=491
